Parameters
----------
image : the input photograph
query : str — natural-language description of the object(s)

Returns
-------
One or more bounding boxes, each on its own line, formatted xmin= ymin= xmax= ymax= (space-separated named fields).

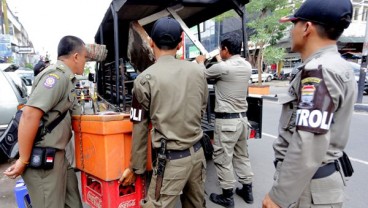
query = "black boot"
xmin=236 ymin=183 xmax=254 ymax=204
xmin=209 ymin=188 xmax=234 ymax=208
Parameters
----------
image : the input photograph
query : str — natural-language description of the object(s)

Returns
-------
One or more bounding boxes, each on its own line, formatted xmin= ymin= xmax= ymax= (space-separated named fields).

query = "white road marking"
xmin=350 ymin=157 xmax=368 ymax=165
xmin=262 ymin=132 xmax=368 ymax=166
xmin=262 ymin=132 xmax=277 ymax=139
xmin=353 ymin=111 xmax=368 ymax=116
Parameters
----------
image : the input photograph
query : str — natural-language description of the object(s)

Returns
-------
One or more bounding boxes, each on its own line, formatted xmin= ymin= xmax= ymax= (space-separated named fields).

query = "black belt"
xmin=166 ymin=140 xmax=202 ymax=160
xmin=274 ymin=159 xmax=339 ymax=179
xmin=312 ymin=161 xmax=339 ymax=179
xmin=215 ymin=112 xmax=246 ymax=119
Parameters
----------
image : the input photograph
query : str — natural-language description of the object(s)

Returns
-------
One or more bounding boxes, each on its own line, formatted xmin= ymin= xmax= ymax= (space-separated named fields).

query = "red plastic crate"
xmin=81 ymin=171 xmax=145 ymax=208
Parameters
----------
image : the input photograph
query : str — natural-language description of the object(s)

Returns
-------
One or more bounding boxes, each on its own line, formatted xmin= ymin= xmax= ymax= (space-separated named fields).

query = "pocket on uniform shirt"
xmin=310 ymin=172 xmax=344 ymax=205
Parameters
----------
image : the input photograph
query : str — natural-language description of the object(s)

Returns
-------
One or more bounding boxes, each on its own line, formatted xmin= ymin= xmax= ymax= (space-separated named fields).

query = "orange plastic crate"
xmin=81 ymin=171 xmax=145 ymax=208
xmin=72 ymin=114 xmax=152 ymax=181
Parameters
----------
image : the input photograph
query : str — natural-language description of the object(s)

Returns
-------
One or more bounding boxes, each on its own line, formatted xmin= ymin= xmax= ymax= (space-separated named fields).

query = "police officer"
xmin=262 ymin=0 xmax=356 ymax=207
xmin=4 ymin=36 xmax=88 ymax=207
xmin=119 ymin=17 xmax=208 ymax=208
xmin=33 ymin=58 xmax=46 ymax=77
xmin=196 ymin=32 xmax=254 ymax=207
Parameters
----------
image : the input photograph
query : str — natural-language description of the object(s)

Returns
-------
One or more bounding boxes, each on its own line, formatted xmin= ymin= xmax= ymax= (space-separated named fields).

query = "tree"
xmin=25 ymin=63 xmax=33 ymax=69
xmin=246 ymin=0 xmax=301 ymax=85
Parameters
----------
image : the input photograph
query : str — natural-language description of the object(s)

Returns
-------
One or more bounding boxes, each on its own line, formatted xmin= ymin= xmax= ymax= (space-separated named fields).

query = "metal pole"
xmin=2 ymin=0 xmax=9 ymax=34
xmin=241 ymin=6 xmax=249 ymax=59
xmin=357 ymin=19 xmax=368 ymax=103
xmin=111 ymin=5 xmax=123 ymax=108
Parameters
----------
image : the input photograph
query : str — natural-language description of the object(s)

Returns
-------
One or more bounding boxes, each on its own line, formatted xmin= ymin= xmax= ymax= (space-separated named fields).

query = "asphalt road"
xmin=1 ymin=80 xmax=367 ymax=207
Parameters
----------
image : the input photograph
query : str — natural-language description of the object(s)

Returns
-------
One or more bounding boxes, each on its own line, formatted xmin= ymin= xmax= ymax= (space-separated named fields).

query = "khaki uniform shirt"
xmin=269 ymin=45 xmax=357 ymax=207
xmin=201 ymin=55 xmax=252 ymax=113
xmin=27 ymin=61 xmax=80 ymax=150
xmin=129 ymin=55 xmax=208 ymax=174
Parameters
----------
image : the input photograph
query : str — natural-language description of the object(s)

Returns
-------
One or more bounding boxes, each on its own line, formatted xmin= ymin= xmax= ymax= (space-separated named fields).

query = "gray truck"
xmin=92 ymin=0 xmax=263 ymax=139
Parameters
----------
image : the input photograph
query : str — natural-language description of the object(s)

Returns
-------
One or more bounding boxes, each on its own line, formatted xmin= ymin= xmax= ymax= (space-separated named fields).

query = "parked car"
xmin=349 ymin=62 xmax=368 ymax=94
xmin=249 ymin=69 xmax=273 ymax=83
xmin=15 ymin=67 xmax=34 ymax=95
xmin=0 ymin=67 xmax=28 ymax=162
xmin=273 ymin=70 xmax=291 ymax=80
xmin=0 ymin=65 xmax=28 ymax=136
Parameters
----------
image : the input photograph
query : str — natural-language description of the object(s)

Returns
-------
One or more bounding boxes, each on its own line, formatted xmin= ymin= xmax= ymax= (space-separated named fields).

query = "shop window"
xmin=363 ymin=7 xmax=368 ymax=21
xmin=353 ymin=7 xmax=360 ymax=21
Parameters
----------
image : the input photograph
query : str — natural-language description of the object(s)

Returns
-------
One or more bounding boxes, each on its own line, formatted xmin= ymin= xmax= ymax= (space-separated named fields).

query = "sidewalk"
xmin=262 ymin=80 xmax=368 ymax=112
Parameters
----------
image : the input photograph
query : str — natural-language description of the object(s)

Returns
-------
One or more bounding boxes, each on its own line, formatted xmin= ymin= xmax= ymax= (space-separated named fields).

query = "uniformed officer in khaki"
xmin=4 ymin=36 xmax=87 ymax=208
xmin=262 ymin=0 xmax=356 ymax=207
xmin=119 ymin=17 xmax=208 ymax=208
xmin=196 ymin=32 xmax=254 ymax=207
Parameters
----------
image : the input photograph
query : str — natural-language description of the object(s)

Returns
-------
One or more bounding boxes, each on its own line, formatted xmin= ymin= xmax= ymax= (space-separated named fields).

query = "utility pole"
xmin=2 ymin=0 xmax=9 ymax=34
xmin=357 ymin=18 xmax=368 ymax=103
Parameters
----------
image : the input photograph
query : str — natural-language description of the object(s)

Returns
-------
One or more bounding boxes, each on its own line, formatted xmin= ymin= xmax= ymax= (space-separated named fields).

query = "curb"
xmin=354 ymin=104 xmax=368 ymax=112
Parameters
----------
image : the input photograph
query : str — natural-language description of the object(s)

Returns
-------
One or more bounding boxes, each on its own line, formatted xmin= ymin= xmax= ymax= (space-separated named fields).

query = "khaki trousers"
xmin=141 ymin=147 xmax=206 ymax=208
xmin=22 ymin=150 xmax=82 ymax=208
xmin=213 ymin=116 xmax=253 ymax=189
xmin=274 ymin=162 xmax=344 ymax=208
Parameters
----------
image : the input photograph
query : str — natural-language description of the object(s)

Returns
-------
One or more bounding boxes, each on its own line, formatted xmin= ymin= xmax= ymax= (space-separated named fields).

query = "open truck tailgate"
xmin=92 ymin=0 xmax=263 ymax=138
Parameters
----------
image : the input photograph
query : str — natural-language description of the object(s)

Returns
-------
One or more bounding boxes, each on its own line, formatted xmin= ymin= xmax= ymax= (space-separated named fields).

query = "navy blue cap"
xmin=280 ymin=0 xmax=353 ymax=29
xmin=151 ymin=17 xmax=183 ymax=45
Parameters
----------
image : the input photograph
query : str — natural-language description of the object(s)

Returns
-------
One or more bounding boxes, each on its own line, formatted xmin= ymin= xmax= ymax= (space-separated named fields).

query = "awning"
xmin=341 ymin=52 xmax=362 ymax=59
xmin=283 ymin=52 xmax=300 ymax=60
xmin=338 ymin=36 xmax=364 ymax=43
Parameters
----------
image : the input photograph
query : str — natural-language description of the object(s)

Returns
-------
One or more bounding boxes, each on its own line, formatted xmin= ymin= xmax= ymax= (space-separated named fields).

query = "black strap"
xmin=312 ymin=162 xmax=339 ymax=179
xmin=44 ymin=110 xmax=69 ymax=134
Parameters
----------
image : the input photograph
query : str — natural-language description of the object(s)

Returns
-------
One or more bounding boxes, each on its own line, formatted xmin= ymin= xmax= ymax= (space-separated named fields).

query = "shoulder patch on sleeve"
xmin=130 ymin=93 xmax=147 ymax=122
xmin=43 ymin=75 xmax=58 ymax=89
xmin=295 ymin=65 xmax=335 ymax=134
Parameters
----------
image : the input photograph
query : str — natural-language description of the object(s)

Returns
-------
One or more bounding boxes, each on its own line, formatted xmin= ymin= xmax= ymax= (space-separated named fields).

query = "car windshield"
xmin=5 ymin=72 xmax=28 ymax=98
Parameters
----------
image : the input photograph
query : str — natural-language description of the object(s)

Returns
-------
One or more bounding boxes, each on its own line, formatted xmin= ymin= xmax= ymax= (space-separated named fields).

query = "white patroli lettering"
xmin=296 ymin=109 xmax=334 ymax=132
xmin=130 ymin=107 xmax=142 ymax=121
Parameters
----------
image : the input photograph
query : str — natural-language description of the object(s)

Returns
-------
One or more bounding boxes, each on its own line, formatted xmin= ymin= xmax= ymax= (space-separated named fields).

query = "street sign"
xmin=17 ymin=46 xmax=34 ymax=54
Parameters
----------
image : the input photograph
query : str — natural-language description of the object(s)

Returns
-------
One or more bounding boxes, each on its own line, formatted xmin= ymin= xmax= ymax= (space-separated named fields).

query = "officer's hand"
xmin=3 ymin=159 xmax=27 ymax=180
xmin=262 ymin=194 xmax=280 ymax=208
xmin=195 ymin=55 xmax=206 ymax=64
xmin=119 ymin=168 xmax=136 ymax=186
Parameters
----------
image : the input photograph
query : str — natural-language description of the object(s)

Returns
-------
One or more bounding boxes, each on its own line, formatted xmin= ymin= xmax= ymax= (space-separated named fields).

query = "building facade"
xmin=0 ymin=0 xmax=35 ymax=67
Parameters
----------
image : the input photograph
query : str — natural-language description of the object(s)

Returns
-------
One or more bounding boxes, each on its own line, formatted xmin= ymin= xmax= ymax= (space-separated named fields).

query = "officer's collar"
xmin=156 ymin=55 xmax=176 ymax=62
xmin=303 ymin=45 xmax=337 ymax=66
xmin=56 ymin=60 xmax=75 ymax=81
